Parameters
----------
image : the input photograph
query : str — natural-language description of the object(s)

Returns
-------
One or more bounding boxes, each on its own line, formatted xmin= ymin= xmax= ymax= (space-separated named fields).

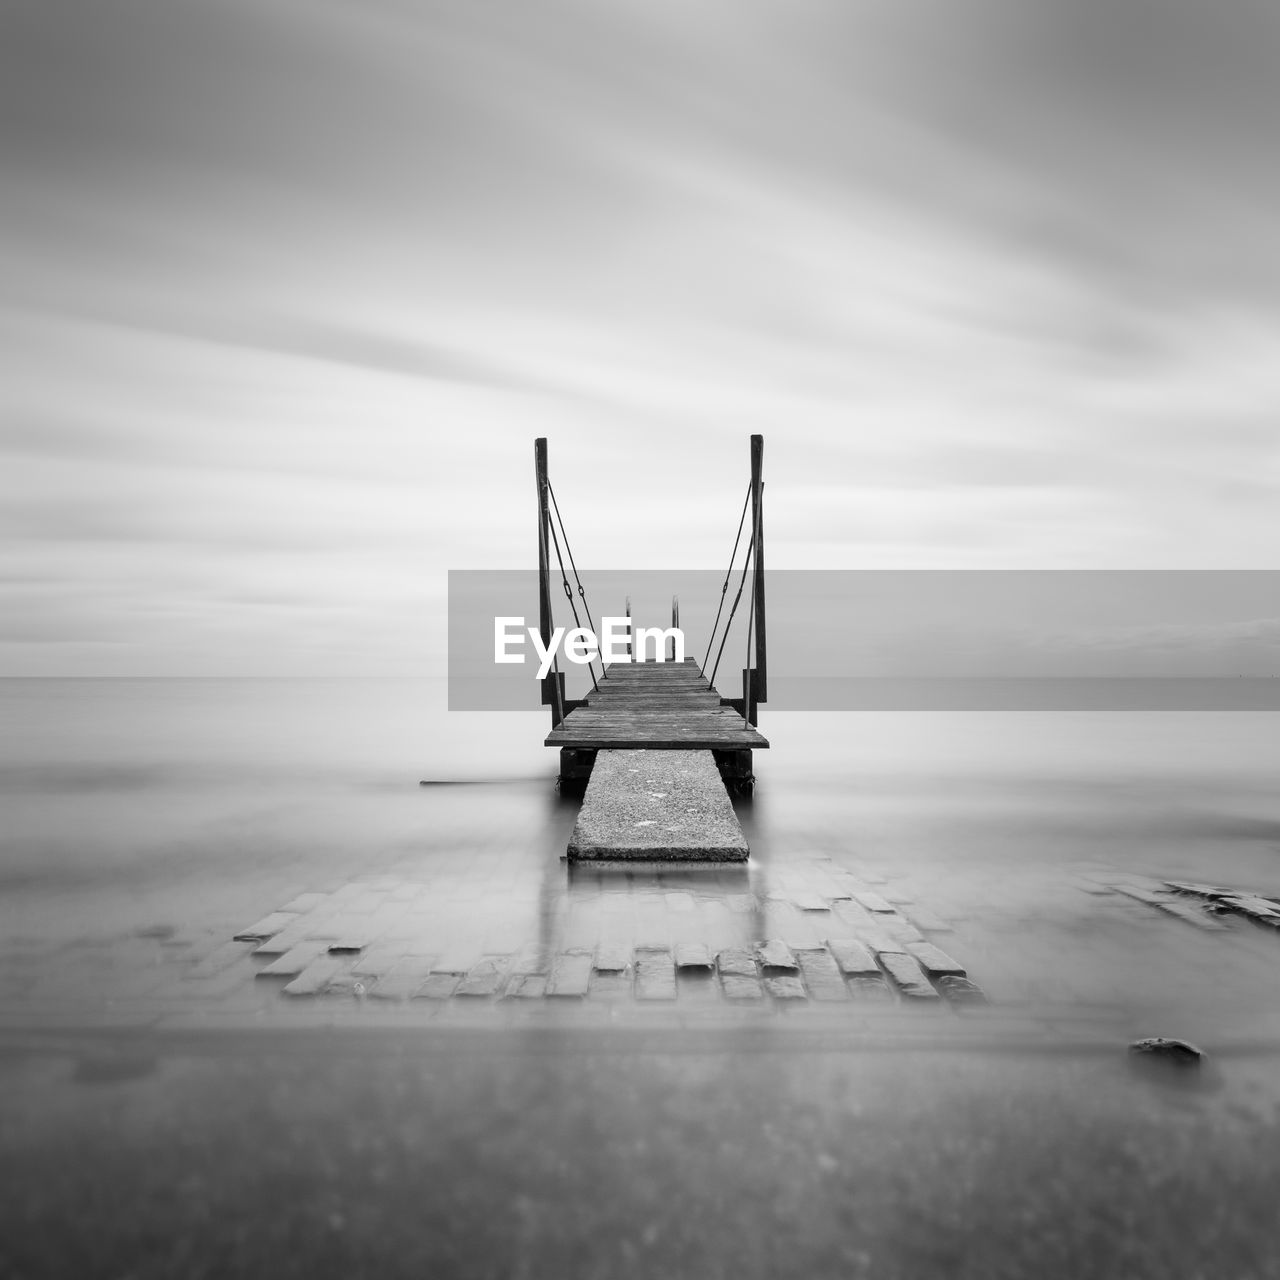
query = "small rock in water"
xmin=1128 ymin=1037 xmax=1204 ymax=1067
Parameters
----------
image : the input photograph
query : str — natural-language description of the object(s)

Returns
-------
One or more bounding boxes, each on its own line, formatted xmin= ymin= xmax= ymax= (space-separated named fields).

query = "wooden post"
xmin=625 ymin=595 xmax=632 ymax=659
xmin=746 ymin=434 xmax=767 ymax=723
xmin=534 ymin=438 xmax=564 ymax=725
xmin=670 ymin=595 xmax=679 ymax=661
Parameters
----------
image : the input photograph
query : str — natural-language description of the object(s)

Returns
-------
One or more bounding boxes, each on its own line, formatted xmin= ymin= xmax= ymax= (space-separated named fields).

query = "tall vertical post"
xmin=747 ymin=433 xmax=767 ymax=722
xmin=534 ymin=438 xmax=563 ymax=724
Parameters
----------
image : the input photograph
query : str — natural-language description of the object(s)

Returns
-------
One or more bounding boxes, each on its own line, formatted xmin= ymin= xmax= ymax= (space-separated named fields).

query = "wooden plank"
xmin=546 ymin=659 xmax=771 ymax=749
xmin=749 ymin=432 xmax=767 ymax=711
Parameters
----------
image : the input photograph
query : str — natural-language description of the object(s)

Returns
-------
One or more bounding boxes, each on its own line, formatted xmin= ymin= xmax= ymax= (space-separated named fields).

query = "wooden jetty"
xmin=545 ymin=658 xmax=767 ymax=751
xmin=532 ymin=436 xmax=769 ymax=860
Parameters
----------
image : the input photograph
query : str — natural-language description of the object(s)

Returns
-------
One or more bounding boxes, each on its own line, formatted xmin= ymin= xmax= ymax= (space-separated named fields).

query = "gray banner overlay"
xmin=448 ymin=570 xmax=1280 ymax=711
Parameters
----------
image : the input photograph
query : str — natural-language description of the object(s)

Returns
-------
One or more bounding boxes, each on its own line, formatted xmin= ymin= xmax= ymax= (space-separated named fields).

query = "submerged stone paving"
xmin=15 ymin=843 xmax=1280 ymax=1034
xmin=203 ymin=868 xmax=987 ymax=1011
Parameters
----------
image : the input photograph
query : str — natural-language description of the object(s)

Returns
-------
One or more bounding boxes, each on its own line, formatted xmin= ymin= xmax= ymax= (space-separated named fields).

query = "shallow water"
xmin=4 ymin=678 xmax=1280 ymax=1026
xmin=5 ymin=679 xmax=1280 ymax=1276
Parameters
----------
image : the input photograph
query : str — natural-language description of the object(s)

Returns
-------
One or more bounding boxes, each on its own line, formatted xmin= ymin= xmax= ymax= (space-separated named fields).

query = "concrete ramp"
xmin=567 ymin=749 xmax=749 ymax=862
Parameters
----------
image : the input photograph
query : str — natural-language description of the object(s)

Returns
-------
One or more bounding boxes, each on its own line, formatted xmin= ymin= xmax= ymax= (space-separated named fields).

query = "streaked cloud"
xmin=2 ymin=0 xmax=1278 ymax=673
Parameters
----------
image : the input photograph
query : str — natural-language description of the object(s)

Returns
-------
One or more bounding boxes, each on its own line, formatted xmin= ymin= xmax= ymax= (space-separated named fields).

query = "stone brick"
xmin=456 ymin=958 xmax=509 ymax=997
xmin=1152 ymin=900 xmax=1228 ymax=931
xmin=763 ymin=975 xmax=807 ymax=1000
xmin=755 ymin=940 xmax=798 ymax=971
xmin=794 ymin=950 xmax=848 ymax=1001
xmin=674 ymin=942 xmax=714 ymax=970
xmin=634 ymin=948 xmax=676 ymax=1000
xmin=256 ymin=940 xmax=331 ymax=978
xmin=825 ymin=938 xmax=880 ymax=976
xmin=593 ymin=943 xmax=630 ymax=973
xmin=369 ymin=956 xmax=435 ymax=1000
xmin=506 ymin=974 xmax=548 ymax=999
xmin=875 ymin=950 xmax=940 ymax=999
xmin=185 ymin=940 xmax=255 ymax=980
xmin=233 ymin=912 xmax=298 ymax=943
xmin=548 ymin=952 xmax=593 ymax=997
xmin=936 ymin=975 xmax=988 ymax=1006
xmin=279 ymin=893 xmax=328 ymax=914
xmin=417 ymin=972 xmax=462 ymax=999
xmin=281 ymin=955 xmax=345 ymax=996
xmin=720 ymin=973 xmax=764 ymax=1001
xmin=905 ymin=942 xmax=967 ymax=977
xmin=716 ymin=947 xmax=757 ymax=978
xmin=850 ymin=891 xmax=895 ymax=914
xmin=908 ymin=908 xmax=953 ymax=933
xmin=847 ymin=974 xmax=894 ymax=1002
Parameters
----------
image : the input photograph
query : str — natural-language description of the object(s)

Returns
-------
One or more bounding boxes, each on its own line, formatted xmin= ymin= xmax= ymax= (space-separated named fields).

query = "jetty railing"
xmin=533 ymin=433 xmax=768 ymax=730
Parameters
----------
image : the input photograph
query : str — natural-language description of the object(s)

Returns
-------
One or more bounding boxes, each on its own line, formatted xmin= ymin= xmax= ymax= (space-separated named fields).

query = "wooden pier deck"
xmin=544 ymin=659 xmax=769 ymax=751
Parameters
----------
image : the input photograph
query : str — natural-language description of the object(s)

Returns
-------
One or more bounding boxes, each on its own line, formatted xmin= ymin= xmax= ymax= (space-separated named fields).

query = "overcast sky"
xmin=3 ymin=0 xmax=1278 ymax=675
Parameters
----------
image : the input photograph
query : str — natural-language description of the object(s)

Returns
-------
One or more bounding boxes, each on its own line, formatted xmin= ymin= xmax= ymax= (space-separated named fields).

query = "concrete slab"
xmin=566 ymin=750 xmax=749 ymax=862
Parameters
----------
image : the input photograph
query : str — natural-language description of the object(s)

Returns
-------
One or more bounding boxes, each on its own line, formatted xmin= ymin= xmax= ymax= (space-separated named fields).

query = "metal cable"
xmin=546 ymin=501 xmax=600 ymax=693
xmin=702 ymin=481 xmax=753 ymax=673
xmin=535 ymin=472 xmax=565 ymax=726
xmin=547 ymin=481 xmax=603 ymax=688
xmin=708 ymin=505 xmax=758 ymax=690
